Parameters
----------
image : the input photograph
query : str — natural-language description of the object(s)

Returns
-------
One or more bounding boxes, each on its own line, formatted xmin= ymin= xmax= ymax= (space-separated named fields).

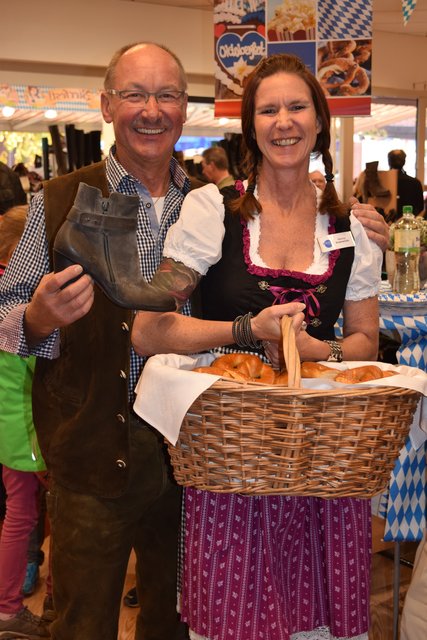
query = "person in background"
xmin=173 ymin=149 xmax=206 ymax=190
xmin=309 ymin=169 xmax=326 ymax=191
xmin=12 ymin=163 xmax=31 ymax=201
xmin=0 ymin=42 xmax=190 ymax=640
xmin=132 ymin=53 xmax=382 ymax=640
xmin=0 ymin=205 xmax=52 ymax=638
xmin=0 ymin=161 xmax=27 ymax=214
xmin=201 ymin=146 xmax=235 ymax=189
xmin=400 ymin=530 xmax=427 ymax=640
xmin=388 ymin=149 xmax=424 ymax=217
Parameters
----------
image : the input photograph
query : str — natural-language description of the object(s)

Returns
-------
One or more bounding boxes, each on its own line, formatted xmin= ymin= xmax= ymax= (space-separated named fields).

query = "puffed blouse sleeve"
xmin=345 ymin=212 xmax=383 ymax=301
xmin=163 ymin=183 xmax=225 ymax=275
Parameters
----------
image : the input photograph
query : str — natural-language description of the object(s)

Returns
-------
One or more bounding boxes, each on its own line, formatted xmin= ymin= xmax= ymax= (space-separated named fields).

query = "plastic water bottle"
xmin=393 ymin=205 xmax=420 ymax=293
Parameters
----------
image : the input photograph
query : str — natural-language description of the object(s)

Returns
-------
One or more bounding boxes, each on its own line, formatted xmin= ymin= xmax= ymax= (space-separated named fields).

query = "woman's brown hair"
xmin=230 ymin=53 xmax=347 ymax=220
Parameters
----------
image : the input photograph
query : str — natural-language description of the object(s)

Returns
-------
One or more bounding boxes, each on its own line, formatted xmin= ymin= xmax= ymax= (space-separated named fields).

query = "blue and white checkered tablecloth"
xmin=378 ymin=286 xmax=427 ymax=541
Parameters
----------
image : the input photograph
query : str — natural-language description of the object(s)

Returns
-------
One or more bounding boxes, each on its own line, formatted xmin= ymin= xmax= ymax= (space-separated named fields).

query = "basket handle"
xmin=281 ymin=315 xmax=301 ymax=389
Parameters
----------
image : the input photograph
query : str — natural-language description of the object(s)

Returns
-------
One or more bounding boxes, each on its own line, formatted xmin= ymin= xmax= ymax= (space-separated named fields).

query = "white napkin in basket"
xmin=133 ymin=352 xmax=218 ymax=444
xmin=133 ymin=356 xmax=427 ymax=447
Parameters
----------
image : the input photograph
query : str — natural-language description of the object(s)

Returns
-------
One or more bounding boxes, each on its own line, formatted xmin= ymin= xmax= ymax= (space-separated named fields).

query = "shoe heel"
xmin=53 ymin=250 xmax=85 ymax=288
xmin=53 ymin=250 xmax=76 ymax=274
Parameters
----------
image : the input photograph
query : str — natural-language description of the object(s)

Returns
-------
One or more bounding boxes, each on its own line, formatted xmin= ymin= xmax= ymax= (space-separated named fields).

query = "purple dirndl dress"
xmin=179 ymin=201 xmax=372 ymax=640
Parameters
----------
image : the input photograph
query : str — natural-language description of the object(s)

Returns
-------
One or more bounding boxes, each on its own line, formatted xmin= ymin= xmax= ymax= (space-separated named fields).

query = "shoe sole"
xmin=0 ymin=634 xmax=49 ymax=640
xmin=0 ymin=634 xmax=39 ymax=639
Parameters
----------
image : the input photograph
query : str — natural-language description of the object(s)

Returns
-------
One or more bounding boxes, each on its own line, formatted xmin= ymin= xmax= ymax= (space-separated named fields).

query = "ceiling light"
xmin=1 ymin=106 xmax=15 ymax=117
xmin=44 ymin=109 xmax=58 ymax=119
xmin=219 ymin=117 xmax=229 ymax=126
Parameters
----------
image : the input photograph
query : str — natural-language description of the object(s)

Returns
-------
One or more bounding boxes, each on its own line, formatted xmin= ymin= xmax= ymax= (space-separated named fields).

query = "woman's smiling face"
xmin=253 ymin=71 xmax=321 ymax=173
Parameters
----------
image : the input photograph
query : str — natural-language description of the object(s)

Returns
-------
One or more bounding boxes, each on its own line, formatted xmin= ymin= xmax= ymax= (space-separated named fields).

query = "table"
xmin=377 ymin=285 xmax=427 ymax=542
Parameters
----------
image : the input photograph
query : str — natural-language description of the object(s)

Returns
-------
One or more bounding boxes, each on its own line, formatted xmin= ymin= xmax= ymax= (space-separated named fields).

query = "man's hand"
xmin=349 ymin=197 xmax=390 ymax=252
xmin=24 ymin=265 xmax=94 ymax=347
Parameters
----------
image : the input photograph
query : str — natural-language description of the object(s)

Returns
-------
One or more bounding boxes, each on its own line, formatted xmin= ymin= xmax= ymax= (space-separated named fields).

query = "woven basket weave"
xmin=168 ymin=318 xmax=420 ymax=497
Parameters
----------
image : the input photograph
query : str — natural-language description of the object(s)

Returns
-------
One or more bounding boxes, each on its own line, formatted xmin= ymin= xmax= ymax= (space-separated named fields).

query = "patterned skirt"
xmin=179 ymin=489 xmax=371 ymax=640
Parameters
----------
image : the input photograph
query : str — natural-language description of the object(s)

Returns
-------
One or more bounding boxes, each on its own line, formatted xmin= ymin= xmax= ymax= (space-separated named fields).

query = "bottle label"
xmin=394 ymin=229 xmax=420 ymax=252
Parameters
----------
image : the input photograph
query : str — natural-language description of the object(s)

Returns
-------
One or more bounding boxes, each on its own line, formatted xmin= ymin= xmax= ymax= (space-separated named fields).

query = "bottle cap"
xmin=402 ymin=205 xmax=413 ymax=214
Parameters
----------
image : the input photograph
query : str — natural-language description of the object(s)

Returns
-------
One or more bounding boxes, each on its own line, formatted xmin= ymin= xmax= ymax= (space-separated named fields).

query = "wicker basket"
xmin=167 ymin=318 xmax=421 ymax=498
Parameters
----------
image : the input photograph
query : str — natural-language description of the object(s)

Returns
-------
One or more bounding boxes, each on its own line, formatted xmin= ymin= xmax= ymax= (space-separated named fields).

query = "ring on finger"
xmin=301 ymin=321 xmax=307 ymax=331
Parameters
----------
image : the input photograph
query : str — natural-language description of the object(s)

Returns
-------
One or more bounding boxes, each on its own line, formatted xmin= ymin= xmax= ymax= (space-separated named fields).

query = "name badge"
xmin=318 ymin=231 xmax=355 ymax=253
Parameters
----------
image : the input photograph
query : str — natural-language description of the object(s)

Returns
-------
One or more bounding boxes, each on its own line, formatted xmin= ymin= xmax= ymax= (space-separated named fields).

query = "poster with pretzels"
xmin=214 ymin=0 xmax=372 ymax=117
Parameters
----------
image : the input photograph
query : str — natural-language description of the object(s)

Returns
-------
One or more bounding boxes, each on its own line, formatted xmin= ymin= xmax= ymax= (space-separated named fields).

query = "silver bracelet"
xmin=232 ymin=312 xmax=262 ymax=349
xmin=324 ymin=339 xmax=343 ymax=362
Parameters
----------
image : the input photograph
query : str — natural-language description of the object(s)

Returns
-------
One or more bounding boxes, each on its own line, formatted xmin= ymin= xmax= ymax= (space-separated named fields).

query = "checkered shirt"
xmin=0 ymin=147 xmax=191 ymax=396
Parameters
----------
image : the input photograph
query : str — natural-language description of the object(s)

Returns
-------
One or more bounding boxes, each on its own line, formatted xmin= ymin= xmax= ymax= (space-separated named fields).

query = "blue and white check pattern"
xmin=378 ymin=290 xmax=427 ymax=541
xmin=383 ymin=438 xmax=426 ymax=541
xmin=318 ymin=0 xmax=372 ymax=40
xmin=335 ymin=291 xmax=426 ymax=541
xmin=0 ymin=148 xmax=190 ymax=398
xmin=402 ymin=0 xmax=418 ymax=25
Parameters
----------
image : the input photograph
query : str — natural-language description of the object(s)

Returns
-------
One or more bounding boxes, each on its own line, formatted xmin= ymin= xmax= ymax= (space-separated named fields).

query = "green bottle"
xmin=393 ymin=205 xmax=420 ymax=293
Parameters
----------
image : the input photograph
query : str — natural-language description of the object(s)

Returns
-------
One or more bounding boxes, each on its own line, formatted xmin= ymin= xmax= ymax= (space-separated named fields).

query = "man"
xmin=0 ymin=160 xmax=27 ymax=214
xmin=388 ymin=149 xmax=424 ymax=217
xmin=0 ymin=42 xmax=190 ymax=640
xmin=309 ymin=170 xmax=326 ymax=191
xmin=201 ymin=146 xmax=235 ymax=189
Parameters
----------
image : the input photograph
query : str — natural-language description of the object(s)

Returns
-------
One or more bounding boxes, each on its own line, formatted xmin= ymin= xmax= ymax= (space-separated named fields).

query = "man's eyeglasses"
xmin=106 ymin=89 xmax=186 ymax=106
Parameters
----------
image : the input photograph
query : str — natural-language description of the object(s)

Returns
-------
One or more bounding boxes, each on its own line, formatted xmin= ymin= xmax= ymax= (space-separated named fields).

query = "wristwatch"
xmin=324 ymin=340 xmax=343 ymax=362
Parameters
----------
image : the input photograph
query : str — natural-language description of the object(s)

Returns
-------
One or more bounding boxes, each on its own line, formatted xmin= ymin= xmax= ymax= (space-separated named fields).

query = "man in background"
xmin=201 ymin=146 xmax=235 ymax=189
xmin=388 ymin=149 xmax=424 ymax=217
xmin=309 ymin=170 xmax=326 ymax=192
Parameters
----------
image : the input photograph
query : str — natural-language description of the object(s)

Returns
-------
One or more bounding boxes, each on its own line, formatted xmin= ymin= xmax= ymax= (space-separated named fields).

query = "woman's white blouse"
xmin=163 ymin=183 xmax=382 ymax=301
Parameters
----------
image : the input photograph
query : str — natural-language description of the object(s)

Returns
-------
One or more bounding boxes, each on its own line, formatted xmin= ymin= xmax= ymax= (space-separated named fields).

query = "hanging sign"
xmin=402 ymin=0 xmax=418 ymax=25
xmin=214 ymin=0 xmax=372 ymax=118
xmin=0 ymin=84 xmax=100 ymax=112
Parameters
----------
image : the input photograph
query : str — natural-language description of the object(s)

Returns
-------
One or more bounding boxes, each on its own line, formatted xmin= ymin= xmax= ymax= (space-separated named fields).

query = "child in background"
xmin=0 ymin=205 xmax=52 ymax=638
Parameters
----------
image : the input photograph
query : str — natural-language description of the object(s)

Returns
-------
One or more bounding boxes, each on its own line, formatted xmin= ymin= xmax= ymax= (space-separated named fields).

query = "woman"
xmin=132 ymin=54 xmax=382 ymax=640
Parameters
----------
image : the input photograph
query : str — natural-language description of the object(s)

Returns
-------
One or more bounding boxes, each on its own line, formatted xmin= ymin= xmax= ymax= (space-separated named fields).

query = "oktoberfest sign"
xmin=214 ymin=0 xmax=372 ymax=118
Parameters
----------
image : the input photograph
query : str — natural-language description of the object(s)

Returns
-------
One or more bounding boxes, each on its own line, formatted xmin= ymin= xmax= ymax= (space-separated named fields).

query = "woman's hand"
xmin=251 ymin=302 xmax=306 ymax=343
xmin=251 ymin=302 xmax=306 ymax=368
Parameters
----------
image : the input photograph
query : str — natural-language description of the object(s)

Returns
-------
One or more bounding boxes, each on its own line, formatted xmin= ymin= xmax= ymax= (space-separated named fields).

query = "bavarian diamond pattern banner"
xmin=377 ymin=288 xmax=427 ymax=542
xmin=317 ymin=0 xmax=371 ymax=40
xmin=402 ymin=0 xmax=418 ymax=25
xmin=383 ymin=439 xmax=426 ymax=541
xmin=214 ymin=0 xmax=372 ymax=117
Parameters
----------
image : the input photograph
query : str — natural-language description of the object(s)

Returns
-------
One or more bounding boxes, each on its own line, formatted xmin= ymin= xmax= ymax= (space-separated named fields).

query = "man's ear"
xmin=100 ymin=92 xmax=113 ymax=124
xmin=181 ymin=94 xmax=188 ymax=125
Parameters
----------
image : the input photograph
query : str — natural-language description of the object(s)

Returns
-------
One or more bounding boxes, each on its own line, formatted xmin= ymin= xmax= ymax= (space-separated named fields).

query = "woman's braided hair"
xmin=229 ymin=53 xmax=348 ymax=221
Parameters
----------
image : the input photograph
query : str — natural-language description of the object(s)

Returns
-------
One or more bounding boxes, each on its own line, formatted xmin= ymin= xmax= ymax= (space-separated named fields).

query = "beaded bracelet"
xmin=232 ymin=312 xmax=262 ymax=349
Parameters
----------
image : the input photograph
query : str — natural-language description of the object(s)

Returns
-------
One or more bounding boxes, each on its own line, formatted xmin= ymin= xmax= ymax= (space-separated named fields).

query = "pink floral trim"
xmin=241 ymin=216 xmax=340 ymax=285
